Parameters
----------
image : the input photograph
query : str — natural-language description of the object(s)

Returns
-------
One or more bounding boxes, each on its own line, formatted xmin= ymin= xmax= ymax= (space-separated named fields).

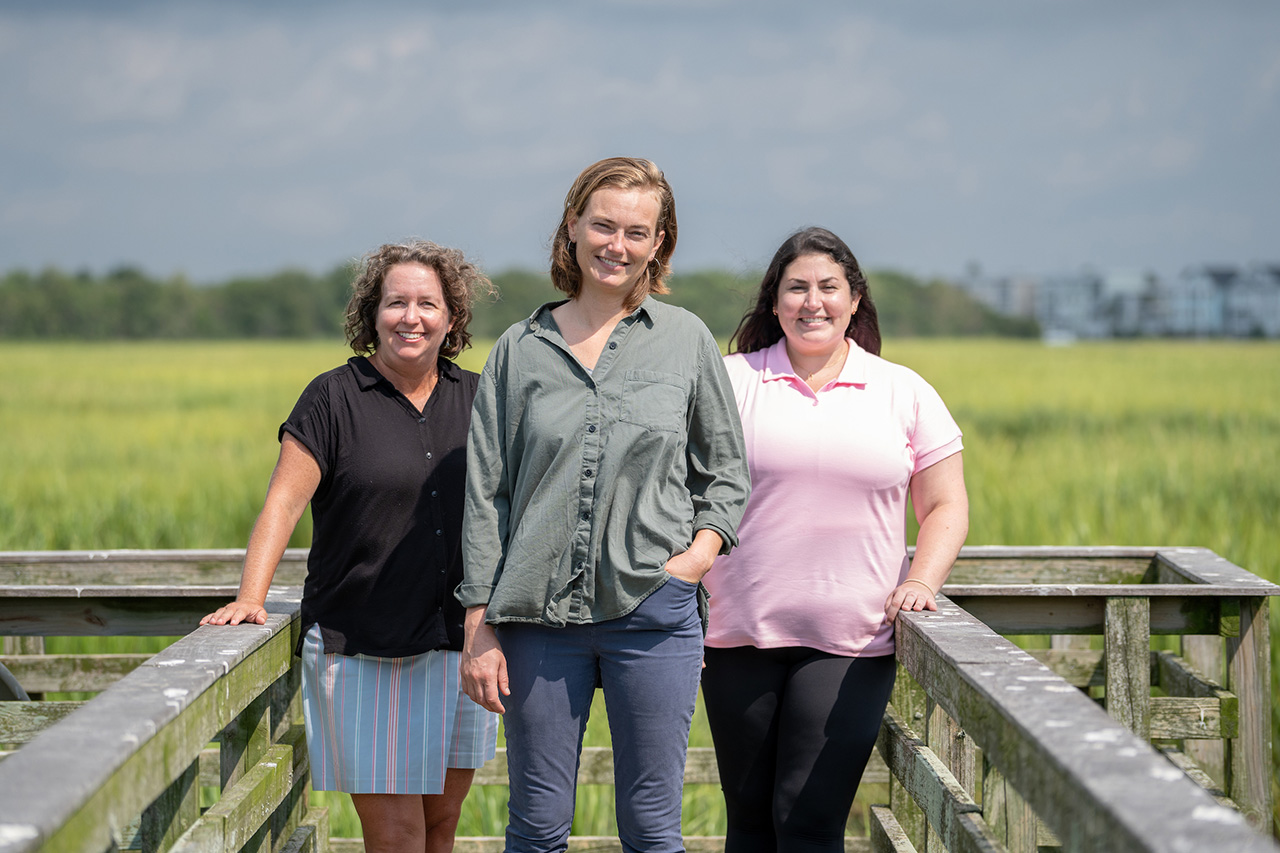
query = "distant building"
xmin=955 ymin=263 xmax=1280 ymax=339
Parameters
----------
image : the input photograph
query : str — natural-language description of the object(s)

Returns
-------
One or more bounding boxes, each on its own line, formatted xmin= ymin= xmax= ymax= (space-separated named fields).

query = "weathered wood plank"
xmin=0 ymin=587 xmax=303 ymax=637
xmin=140 ymin=759 xmax=199 ymax=853
xmin=893 ymin=598 xmax=1274 ymax=852
xmin=887 ymin=666 xmax=928 ymax=849
xmin=1152 ymin=548 xmax=1280 ymax=591
xmin=1181 ymin=634 xmax=1226 ymax=784
xmin=0 ymin=654 xmax=150 ymax=693
xmin=0 ymin=550 xmax=309 ymax=587
xmin=0 ymin=609 xmax=299 ymax=852
xmin=1149 ymin=697 xmax=1228 ymax=739
xmin=0 ymin=702 xmax=84 ymax=745
xmin=877 ymin=709 xmax=1004 ymax=853
xmin=1104 ymin=597 xmax=1151 ymax=739
xmin=1225 ymin=597 xmax=1273 ymax=833
xmin=868 ymin=804 xmax=915 ymax=853
xmin=941 ymin=594 xmax=1225 ymax=635
xmin=981 ymin=756 xmax=1037 ymax=853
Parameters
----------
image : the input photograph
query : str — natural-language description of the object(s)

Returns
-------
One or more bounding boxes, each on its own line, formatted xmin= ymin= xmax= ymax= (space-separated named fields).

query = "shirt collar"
xmin=350 ymin=355 xmax=459 ymax=391
xmin=761 ymin=337 xmax=869 ymax=387
xmin=527 ymin=296 xmax=654 ymax=334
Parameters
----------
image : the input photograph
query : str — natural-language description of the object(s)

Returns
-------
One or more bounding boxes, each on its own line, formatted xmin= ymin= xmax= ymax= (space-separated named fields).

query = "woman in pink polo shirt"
xmin=701 ymin=226 xmax=969 ymax=852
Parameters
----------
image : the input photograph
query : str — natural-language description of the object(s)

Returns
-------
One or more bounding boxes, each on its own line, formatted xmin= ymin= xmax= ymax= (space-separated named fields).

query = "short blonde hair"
xmin=549 ymin=157 xmax=678 ymax=310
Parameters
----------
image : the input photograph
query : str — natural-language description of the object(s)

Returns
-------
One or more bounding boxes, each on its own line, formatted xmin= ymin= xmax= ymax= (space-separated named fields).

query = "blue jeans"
xmin=496 ymin=577 xmax=704 ymax=853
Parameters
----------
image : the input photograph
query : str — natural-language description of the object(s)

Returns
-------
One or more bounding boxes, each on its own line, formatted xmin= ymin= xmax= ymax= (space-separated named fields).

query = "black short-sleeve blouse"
xmin=282 ymin=356 xmax=478 ymax=657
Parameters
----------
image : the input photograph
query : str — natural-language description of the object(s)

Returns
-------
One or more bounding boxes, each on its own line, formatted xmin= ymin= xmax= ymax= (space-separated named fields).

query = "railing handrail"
xmin=894 ymin=597 xmax=1276 ymax=851
xmin=0 ymin=598 xmax=303 ymax=852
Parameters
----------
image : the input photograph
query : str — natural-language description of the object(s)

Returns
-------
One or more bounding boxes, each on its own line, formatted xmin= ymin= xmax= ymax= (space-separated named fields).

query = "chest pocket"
xmin=620 ymin=370 xmax=688 ymax=433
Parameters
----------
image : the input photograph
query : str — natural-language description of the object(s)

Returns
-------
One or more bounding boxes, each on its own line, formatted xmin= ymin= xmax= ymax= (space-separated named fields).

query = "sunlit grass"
xmin=3 ymin=338 xmax=1278 ymax=839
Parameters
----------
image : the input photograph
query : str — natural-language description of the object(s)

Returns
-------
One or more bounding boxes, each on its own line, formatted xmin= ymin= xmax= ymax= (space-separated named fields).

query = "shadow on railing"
xmin=0 ymin=547 xmax=1278 ymax=852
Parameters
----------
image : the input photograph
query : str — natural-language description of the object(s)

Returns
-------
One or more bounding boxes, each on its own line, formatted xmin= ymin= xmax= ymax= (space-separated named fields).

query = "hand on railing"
xmin=200 ymin=599 xmax=269 ymax=626
xmin=883 ymin=578 xmax=937 ymax=624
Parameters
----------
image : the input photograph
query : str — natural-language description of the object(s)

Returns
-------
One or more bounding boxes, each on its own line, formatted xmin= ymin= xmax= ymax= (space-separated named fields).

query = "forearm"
xmin=907 ymin=500 xmax=969 ymax=592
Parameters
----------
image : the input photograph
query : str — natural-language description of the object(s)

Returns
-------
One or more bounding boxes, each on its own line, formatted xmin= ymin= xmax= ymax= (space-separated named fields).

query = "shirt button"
xmin=425 ymin=451 xmax=433 ymax=459
xmin=436 ymin=529 xmax=443 ymax=536
xmin=431 ymin=490 xmax=438 ymax=498
xmin=581 ymin=511 xmax=590 ymax=520
xmin=418 ymin=417 xmax=426 ymax=423
xmin=584 ymin=469 xmax=593 ymax=478
xmin=608 ymin=342 xmax=617 ymax=350
xmin=587 ymin=424 xmax=596 ymax=433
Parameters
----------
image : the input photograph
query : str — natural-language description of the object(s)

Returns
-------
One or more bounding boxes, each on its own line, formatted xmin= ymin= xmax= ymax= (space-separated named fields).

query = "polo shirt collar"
xmin=762 ymin=337 xmax=869 ymax=387
xmin=350 ymin=355 xmax=460 ymax=391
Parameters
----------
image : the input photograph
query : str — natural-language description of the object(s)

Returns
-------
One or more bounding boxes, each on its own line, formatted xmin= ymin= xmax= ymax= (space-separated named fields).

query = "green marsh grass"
xmin=2 ymin=339 xmax=1278 ymax=837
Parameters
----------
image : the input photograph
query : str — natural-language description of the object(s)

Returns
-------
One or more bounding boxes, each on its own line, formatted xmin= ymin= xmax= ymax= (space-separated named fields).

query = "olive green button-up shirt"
xmin=458 ymin=297 xmax=750 ymax=627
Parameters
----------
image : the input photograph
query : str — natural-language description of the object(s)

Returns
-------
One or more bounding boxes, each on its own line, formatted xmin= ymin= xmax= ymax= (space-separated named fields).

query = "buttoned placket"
xmin=398 ymin=386 xmax=448 ymax=582
xmin=534 ymin=311 xmax=638 ymax=623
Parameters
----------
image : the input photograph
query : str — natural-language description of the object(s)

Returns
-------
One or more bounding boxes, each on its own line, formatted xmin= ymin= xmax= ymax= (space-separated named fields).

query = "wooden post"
xmin=981 ymin=756 xmax=1037 ymax=853
xmin=887 ymin=662 xmax=927 ymax=850
xmin=140 ymin=759 xmax=201 ymax=853
xmin=222 ymin=691 xmax=271 ymax=792
xmin=1105 ymin=597 xmax=1151 ymax=740
xmin=1224 ymin=597 xmax=1273 ymax=834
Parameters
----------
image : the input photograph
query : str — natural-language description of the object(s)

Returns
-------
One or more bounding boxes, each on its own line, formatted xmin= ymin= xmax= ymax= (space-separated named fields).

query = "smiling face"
xmin=565 ymin=186 xmax=665 ymax=301
xmin=372 ymin=262 xmax=452 ymax=372
xmin=774 ymin=252 xmax=860 ymax=360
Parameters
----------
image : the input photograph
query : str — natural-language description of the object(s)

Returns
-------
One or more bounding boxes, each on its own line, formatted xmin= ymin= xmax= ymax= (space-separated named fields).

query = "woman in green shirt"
xmin=458 ymin=157 xmax=750 ymax=852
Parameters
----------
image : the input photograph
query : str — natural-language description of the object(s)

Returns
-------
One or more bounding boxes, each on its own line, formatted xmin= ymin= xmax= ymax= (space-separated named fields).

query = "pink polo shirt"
xmin=703 ymin=338 xmax=963 ymax=657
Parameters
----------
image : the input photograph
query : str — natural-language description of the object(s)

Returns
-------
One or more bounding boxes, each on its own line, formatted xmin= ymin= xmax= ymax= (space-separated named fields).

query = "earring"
xmin=567 ymin=241 xmax=576 ymax=254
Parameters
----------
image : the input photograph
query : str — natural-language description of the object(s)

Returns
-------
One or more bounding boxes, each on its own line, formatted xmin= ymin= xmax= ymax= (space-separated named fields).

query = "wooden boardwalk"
xmin=1 ymin=546 xmax=1278 ymax=852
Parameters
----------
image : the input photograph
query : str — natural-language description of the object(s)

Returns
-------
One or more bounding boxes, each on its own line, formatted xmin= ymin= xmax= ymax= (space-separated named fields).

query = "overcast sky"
xmin=2 ymin=1 xmax=1277 ymax=284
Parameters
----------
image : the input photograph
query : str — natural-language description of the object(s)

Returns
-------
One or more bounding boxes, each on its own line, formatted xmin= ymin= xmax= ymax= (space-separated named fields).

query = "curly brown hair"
xmin=344 ymin=240 xmax=493 ymax=359
xmin=549 ymin=157 xmax=678 ymax=311
xmin=730 ymin=227 xmax=881 ymax=356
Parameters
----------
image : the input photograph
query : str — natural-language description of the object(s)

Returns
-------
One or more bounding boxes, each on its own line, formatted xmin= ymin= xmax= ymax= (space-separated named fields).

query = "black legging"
xmin=701 ymin=645 xmax=897 ymax=853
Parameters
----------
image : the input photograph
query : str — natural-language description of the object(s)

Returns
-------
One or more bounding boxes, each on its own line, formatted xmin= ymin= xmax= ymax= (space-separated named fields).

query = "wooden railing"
xmin=1 ymin=547 xmax=1278 ymax=852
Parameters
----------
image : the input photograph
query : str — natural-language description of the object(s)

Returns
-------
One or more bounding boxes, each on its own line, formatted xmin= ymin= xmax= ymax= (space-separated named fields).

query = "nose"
xmin=402 ymin=301 xmax=420 ymax=322
xmin=606 ymin=229 xmax=626 ymax=255
xmin=802 ymin=286 xmax=822 ymax=309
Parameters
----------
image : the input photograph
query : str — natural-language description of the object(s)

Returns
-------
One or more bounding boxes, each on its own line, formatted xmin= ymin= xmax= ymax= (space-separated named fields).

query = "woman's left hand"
xmin=662 ymin=529 xmax=723 ymax=584
xmin=883 ymin=579 xmax=937 ymax=624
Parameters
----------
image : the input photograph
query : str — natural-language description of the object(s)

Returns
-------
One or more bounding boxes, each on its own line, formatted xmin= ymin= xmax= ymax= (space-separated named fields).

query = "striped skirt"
xmin=300 ymin=624 xmax=499 ymax=794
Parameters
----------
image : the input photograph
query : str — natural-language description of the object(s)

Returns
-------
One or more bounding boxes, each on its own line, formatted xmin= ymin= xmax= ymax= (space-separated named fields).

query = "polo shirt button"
xmin=431 ymin=490 xmax=438 ymax=498
xmin=436 ymin=529 xmax=443 ymax=536
xmin=581 ymin=511 xmax=590 ymax=520
xmin=584 ymin=469 xmax=593 ymax=478
xmin=608 ymin=342 xmax=617 ymax=350
xmin=587 ymin=424 xmax=596 ymax=433
xmin=425 ymin=451 xmax=432 ymax=459
xmin=418 ymin=417 xmax=425 ymax=423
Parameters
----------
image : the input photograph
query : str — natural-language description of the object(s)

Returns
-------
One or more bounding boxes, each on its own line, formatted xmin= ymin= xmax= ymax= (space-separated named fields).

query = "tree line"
xmin=0 ymin=264 xmax=1038 ymax=341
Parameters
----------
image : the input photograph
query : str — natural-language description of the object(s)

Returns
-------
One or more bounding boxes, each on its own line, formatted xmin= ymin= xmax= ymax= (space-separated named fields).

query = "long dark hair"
xmin=729 ymin=227 xmax=881 ymax=356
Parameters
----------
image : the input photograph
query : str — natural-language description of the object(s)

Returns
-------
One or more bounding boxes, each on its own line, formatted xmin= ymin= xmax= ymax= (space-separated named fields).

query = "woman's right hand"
xmin=200 ymin=600 xmax=268 ymax=626
xmin=461 ymin=606 xmax=509 ymax=714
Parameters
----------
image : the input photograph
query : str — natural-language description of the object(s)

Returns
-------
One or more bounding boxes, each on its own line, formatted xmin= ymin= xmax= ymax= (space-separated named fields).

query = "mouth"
xmin=397 ymin=332 xmax=425 ymax=341
xmin=597 ymin=256 xmax=628 ymax=273
xmin=798 ymin=317 xmax=831 ymax=326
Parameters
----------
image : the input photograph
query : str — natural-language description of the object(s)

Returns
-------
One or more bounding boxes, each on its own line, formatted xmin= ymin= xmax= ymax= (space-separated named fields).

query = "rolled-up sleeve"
xmin=686 ymin=332 xmax=751 ymax=553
